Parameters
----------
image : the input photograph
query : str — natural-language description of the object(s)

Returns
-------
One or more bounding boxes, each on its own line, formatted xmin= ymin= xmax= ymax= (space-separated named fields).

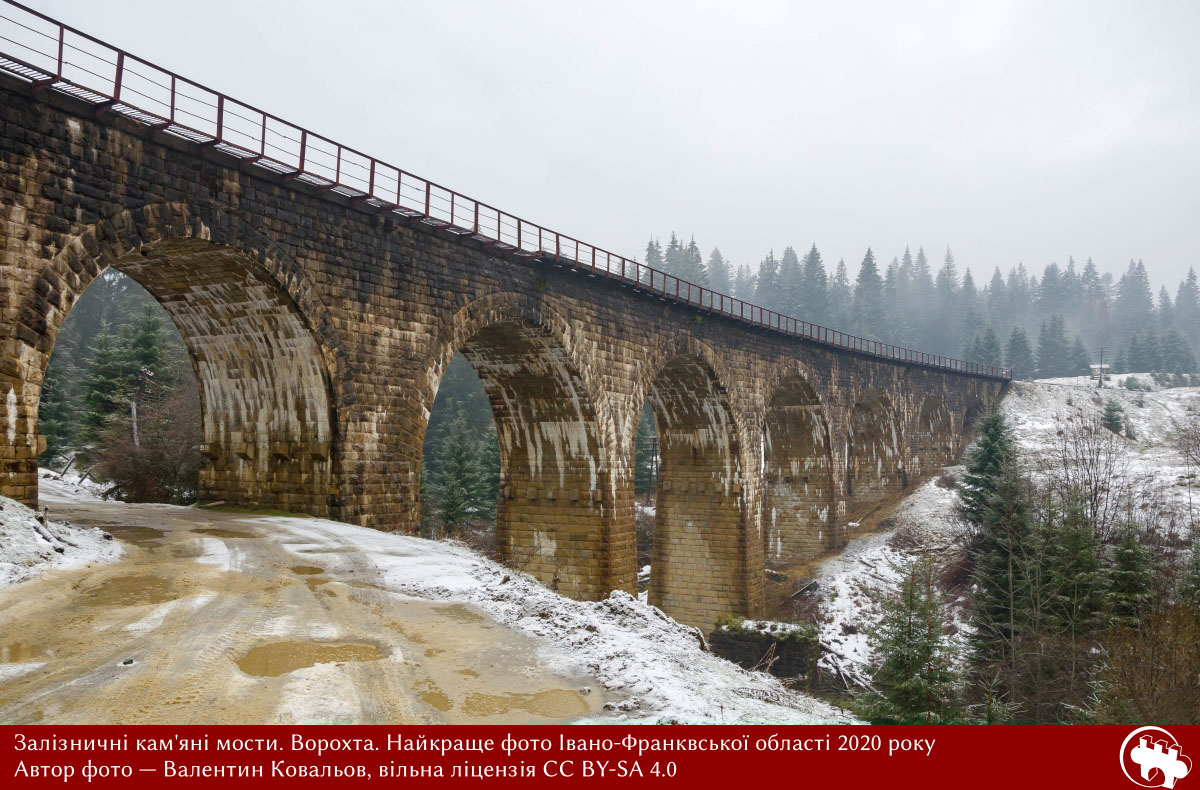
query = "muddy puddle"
xmin=236 ymin=641 xmax=386 ymax=678
xmin=463 ymin=690 xmax=591 ymax=718
xmin=77 ymin=575 xmax=174 ymax=607
xmin=192 ymin=527 xmax=257 ymax=539
xmin=104 ymin=526 xmax=165 ymax=545
xmin=1 ymin=643 xmax=47 ymax=662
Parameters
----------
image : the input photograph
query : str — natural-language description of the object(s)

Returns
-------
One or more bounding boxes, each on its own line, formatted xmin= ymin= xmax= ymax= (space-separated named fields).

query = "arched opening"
xmin=644 ymin=356 xmax=746 ymax=628
xmin=762 ymin=373 xmax=835 ymax=569
xmin=914 ymin=395 xmax=955 ymax=474
xmin=845 ymin=389 xmax=906 ymax=524
xmin=9 ymin=237 xmax=339 ymax=516
xmin=963 ymin=396 xmax=987 ymax=436
xmin=421 ymin=320 xmax=609 ymax=601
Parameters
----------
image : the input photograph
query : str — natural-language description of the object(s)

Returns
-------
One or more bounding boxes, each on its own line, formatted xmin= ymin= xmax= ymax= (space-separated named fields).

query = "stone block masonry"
xmin=0 ymin=74 xmax=1005 ymax=628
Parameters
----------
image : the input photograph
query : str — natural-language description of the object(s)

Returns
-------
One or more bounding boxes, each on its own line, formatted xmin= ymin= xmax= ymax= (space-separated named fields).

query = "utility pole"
xmin=1097 ymin=344 xmax=1107 ymax=388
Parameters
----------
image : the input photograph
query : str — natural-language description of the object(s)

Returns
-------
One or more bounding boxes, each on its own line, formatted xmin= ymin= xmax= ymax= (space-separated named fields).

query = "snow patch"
xmin=0 ymin=493 xmax=121 ymax=589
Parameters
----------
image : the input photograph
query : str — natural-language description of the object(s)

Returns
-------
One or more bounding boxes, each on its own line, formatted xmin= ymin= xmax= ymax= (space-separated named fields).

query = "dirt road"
xmin=0 ymin=494 xmax=602 ymax=724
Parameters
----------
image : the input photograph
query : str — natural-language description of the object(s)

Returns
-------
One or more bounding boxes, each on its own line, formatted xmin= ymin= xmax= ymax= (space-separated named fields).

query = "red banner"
xmin=2 ymin=725 xmax=1197 ymax=788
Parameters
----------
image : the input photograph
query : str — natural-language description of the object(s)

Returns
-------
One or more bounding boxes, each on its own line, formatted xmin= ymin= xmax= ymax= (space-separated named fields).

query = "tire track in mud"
xmin=0 ymin=499 xmax=602 ymax=724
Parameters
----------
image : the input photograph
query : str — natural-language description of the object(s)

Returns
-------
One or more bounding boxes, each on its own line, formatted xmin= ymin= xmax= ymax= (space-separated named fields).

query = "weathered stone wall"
xmin=0 ymin=76 xmax=1007 ymax=628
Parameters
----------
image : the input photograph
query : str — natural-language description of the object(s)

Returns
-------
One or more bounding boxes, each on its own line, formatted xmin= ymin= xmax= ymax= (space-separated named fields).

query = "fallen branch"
xmin=32 ymin=521 xmax=65 ymax=553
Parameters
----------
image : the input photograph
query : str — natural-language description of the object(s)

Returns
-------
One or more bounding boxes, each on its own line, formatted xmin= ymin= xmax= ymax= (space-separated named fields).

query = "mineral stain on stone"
xmin=235 ymin=641 xmax=384 ymax=678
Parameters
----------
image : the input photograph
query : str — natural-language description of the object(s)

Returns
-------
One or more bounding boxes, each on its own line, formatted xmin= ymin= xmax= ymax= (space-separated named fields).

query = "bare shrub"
xmin=93 ymin=365 xmax=201 ymax=504
xmin=935 ymin=472 xmax=957 ymax=489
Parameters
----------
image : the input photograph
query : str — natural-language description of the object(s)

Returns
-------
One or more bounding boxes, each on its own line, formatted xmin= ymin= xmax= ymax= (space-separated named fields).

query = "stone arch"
xmin=761 ymin=366 xmax=836 ymax=569
xmin=914 ymin=395 xmax=955 ymax=474
xmin=962 ymin=394 xmax=988 ymax=436
xmin=419 ymin=292 xmax=620 ymax=601
xmin=636 ymin=338 xmax=750 ymax=628
xmin=844 ymin=388 xmax=907 ymax=523
xmin=2 ymin=203 xmax=349 ymax=517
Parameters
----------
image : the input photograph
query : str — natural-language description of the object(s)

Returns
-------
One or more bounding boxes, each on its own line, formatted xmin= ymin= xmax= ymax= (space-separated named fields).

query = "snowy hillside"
xmin=812 ymin=375 xmax=1200 ymax=677
xmin=0 ymin=490 xmax=120 ymax=589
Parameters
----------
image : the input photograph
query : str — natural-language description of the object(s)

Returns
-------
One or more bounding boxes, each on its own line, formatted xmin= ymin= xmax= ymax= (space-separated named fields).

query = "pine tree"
xmin=778 ymin=246 xmax=803 ymax=315
xmin=977 ymin=326 xmax=1003 ymax=367
xmin=705 ymin=247 xmax=732 ymax=295
xmin=662 ymin=232 xmax=684 ymax=279
xmin=733 ymin=263 xmax=757 ymax=302
xmin=1160 ymin=328 xmax=1197 ymax=373
xmin=799 ymin=244 xmax=828 ymax=321
xmin=678 ymin=236 xmax=707 ymax=284
xmin=959 ymin=411 xmax=1032 ymax=665
xmin=1180 ymin=535 xmax=1200 ymax=607
xmin=1070 ymin=336 xmax=1092 ymax=376
xmin=80 ymin=322 xmax=126 ymax=444
xmin=854 ymin=248 xmax=884 ymax=338
xmin=861 ymin=552 xmax=963 ymax=724
xmin=37 ymin=355 xmax=77 ymax=464
xmin=1141 ymin=330 xmax=1163 ymax=372
xmin=755 ymin=251 xmax=780 ymax=311
xmin=1037 ymin=316 xmax=1070 ymax=377
xmin=1101 ymin=399 xmax=1125 ymax=434
xmin=633 ymin=404 xmax=657 ymax=495
xmin=1108 ymin=523 xmax=1152 ymax=627
xmin=642 ymin=236 xmax=663 ymax=286
xmin=430 ymin=405 xmax=486 ymax=533
xmin=828 ymin=258 xmax=852 ymax=328
xmin=1005 ymin=327 xmax=1035 ymax=379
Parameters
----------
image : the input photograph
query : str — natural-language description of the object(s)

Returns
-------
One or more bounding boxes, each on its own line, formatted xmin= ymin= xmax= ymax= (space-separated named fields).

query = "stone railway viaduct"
xmin=0 ymin=8 xmax=1007 ymax=627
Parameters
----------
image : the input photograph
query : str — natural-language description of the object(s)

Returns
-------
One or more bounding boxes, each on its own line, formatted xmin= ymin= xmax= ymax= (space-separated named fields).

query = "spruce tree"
xmin=642 ymin=237 xmax=663 ymax=286
xmin=959 ymin=412 xmax=1032 ymax=665
xmin=1180 ymin=536 xmax=1200 ymax=607
xmin=705 ymin=247 xmax=732 ymax=295
xmin=37 ymin=357 xmax=77 ymax=464
xmin=430 ymin=405 xmax=486 ymax=533
xmin=1160 ymin=328 xmax=1197 ymax=373
xmin=828 ymin=258 xmax=852 ymax=328
xmin=733 ymin=263 xmax=757 ymax=302
xmin=1101 ymin=399 xmax=1125 ymax=434
xmin=80 ymin=323 xmax=126 ymax=444
xmin=854 ymin=248 xmax=884 ymax=338
xmin=977 ymin=326 xmax=1003 ymax=367
xmin=1005 ymin=327 xmax=1035 ymax=379
xmin=1108 ymin=524 xmax=1152 ymax=627
xmin=755 ymin=251 xmax=780 ymax=311
xmin=633 ymin=404 xmax=657 ymax=495
xmin=679 ymin=236 xmax=707 ymax=284
xmin=862 ymin=552 xmax=963 ymax=724
xmin=778 ymin=246 xmax=803 ymax=315
xmin=1070 ymin=336 xmax=1092 ymax=376
xmin=799 ymin=244 xmax=828 ymax=322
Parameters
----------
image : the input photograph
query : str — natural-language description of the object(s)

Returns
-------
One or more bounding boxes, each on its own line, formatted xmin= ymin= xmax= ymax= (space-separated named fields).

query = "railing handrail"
xmin=0 ymin=0 xmax=1011 ymax=380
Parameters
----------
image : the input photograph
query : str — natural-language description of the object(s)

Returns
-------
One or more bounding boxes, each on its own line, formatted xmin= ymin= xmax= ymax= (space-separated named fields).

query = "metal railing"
xmin=0 ymin=0 xmax=1010 ymax=380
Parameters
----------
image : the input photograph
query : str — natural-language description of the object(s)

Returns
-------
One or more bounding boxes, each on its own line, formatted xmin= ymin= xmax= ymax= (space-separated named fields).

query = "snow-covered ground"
xmin=8 ymin=468 xmax=852 ymax=724
xmin=259 ymin=516 xmax=854 ymax=724
xmin=809 ymin=374 xmax=1200 ymax=678
xmin=0 ymin=489 xmax=120 ymax=589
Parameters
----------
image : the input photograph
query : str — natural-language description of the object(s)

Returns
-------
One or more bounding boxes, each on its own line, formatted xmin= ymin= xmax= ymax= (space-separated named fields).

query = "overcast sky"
xmin=27 ymin=0 xmax=1200 ymax=287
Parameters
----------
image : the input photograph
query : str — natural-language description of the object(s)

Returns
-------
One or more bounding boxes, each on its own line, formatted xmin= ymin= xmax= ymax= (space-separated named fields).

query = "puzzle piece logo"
xmin=1122 ymin=727 xmax=1192 ymax=788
